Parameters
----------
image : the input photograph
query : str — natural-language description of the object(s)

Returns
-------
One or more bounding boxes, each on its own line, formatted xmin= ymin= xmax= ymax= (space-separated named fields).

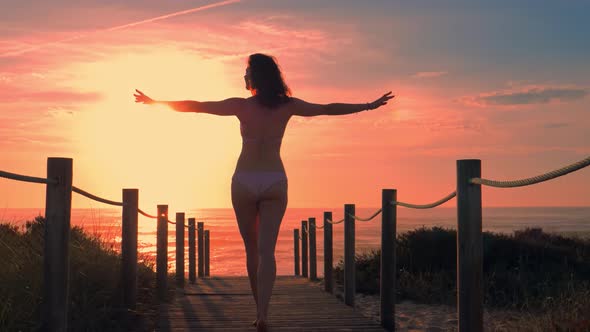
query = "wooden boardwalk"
xmin=158 ymin=276 xmax=386 ymax=331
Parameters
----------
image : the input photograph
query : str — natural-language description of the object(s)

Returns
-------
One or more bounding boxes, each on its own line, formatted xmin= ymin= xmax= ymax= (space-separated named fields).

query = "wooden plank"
xmin=160 ymin=276 xmax=385 ymax=331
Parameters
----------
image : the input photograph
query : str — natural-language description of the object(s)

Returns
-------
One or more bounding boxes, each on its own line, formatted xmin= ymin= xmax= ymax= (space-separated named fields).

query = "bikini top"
xmin=240 ymin=123 xmax=283 ymax=144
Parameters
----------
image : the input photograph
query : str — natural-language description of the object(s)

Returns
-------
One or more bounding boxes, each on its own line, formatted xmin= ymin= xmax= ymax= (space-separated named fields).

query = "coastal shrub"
xmin=333 ymin=226 xmax=590 ymax=309
xmin=0 ymin=216 xmax=163 ymax=331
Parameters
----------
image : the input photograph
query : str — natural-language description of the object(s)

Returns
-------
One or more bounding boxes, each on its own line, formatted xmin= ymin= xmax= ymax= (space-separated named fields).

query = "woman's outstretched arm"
xmin=133 ymin=89 xmax=243 ymax=116
xmin=290 ymin=91 xmax=394 ymax=117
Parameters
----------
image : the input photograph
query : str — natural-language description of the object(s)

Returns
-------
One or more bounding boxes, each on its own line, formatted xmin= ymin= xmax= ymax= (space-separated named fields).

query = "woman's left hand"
xmin=368 ymin=91 xmax=395 ymax=110
xmin=134 ymin=89 xmax=155 ymax=104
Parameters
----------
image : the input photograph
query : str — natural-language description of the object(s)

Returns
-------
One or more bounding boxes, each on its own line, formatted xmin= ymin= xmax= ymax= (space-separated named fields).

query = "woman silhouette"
xmin=134 ymin=53 xmax=394 ymax=331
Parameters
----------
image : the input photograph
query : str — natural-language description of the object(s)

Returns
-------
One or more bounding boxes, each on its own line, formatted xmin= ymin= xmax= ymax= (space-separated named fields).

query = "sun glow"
xmin=65 ymin=49 xmax=244 ymax=210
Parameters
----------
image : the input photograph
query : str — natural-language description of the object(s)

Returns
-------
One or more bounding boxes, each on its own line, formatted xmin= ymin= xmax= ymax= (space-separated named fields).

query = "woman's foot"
xmin=252 ymin=319 xmax=258 ymax=327
xmin=256 ymin=319 xmax=268 ymax=332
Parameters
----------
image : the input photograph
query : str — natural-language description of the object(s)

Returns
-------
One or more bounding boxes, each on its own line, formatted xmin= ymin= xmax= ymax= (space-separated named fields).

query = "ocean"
xmin=1 ymin=207 xmax=589 ymax=276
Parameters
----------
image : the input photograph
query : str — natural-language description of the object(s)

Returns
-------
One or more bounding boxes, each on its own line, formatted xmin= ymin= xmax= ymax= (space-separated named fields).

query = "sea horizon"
xmin=2 ymin=206 xmax=589 ymax=276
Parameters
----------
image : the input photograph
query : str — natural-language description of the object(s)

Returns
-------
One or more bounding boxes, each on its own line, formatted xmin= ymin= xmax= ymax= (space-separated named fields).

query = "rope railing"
xmin=0 ymin=169 xmax=57 ymax=185
xmin=471 ymin=155 xmax=590 ymax=188
xmin=350 ymin=209 xmax=382 ymax=222
xmin=315 ymin=216 xmax=344 ymax=229
xmin=298 ymin=224 xmax=307 ymax=239
xmin=71 ymin=186 xmax=184 ymax=225
xmin=135 ymin=209 xmax=187 ymax=227
xmin=393 ymin=191 xmax=457 ymax=209
xmin=323 ymin=217 xmax=345 ymax=225
xmin=138 ymin=208 xmax=157 ymax=219
xmin=1 ymin=158 xmax=213 ymax=331
xmin=0 ymin=168 xmax=191 ymax=227
xmin=72 ymin=186 xmax=123 ymax=207
xmin=317 ymin=190 xmax=457 ymax=227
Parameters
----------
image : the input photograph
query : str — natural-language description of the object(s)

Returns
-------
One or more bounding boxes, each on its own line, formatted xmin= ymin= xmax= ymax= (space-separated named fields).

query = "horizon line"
xmin=2 ymin=205 xmax=590 ymax=210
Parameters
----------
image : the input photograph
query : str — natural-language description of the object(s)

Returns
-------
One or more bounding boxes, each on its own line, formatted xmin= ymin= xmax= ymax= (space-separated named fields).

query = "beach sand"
xmin=312 ymin=280 xmax=526 ymax=332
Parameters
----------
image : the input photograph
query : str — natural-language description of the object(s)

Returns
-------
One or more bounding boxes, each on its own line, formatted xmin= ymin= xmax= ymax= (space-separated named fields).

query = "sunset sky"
xmin=1 ymin=0 xmax=589 ymax=211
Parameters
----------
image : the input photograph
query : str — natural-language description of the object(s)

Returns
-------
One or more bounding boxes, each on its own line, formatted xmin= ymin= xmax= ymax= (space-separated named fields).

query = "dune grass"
xmin=0 ymin=216 xmax=172 ymax=331
xmin=334 ymin=226 xmax=590 ymax=330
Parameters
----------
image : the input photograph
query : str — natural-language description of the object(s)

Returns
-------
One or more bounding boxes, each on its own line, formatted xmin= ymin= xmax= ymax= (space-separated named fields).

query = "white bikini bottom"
xmin=232 ymin=171 xmax=288 ymax=197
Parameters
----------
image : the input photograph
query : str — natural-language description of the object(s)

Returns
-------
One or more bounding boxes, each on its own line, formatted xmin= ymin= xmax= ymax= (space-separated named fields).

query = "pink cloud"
xmin=0 ymin=88 xmax=102 ymax=104
xmin=412 ymin=71 xmax=448 ymax=79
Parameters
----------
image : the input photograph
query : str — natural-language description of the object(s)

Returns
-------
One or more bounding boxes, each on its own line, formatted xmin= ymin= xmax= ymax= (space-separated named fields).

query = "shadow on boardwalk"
xmin=158 ymin=276 xmax=385 ymax=331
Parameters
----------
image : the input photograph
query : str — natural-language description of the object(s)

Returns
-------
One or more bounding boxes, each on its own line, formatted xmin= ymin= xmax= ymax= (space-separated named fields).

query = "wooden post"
xmin=121 ymin=188 xmax=138 ymax=310
xmin=204 ymin=230 xmax=210 ymax=277
xmin=175 ymin=212 xmax=185 ymax=287
xmin=301 ymin=220 xmax=308 ymax=278
xmin=188 ymin=218 xmax=196 ymax=284
xmin=344 ymin=204 xmax=355 ymax=307
xmin=42 ymin=157 xmax=72 ymax=332
xmin=156 ymin=205 xmax=168 ymax=301
xmin=457 ymin=159 xmax=483 ymax=332
xmin=294 ymin=229 xmax=300 ymax=276
xmin=381 ymin=189 xmax=396 ymax=331
xmin=198 ymin=222 xmax=204 ymax=278
xmin=323 ymin=211 xmax=333 ymax=293
xmin=309 ymin=217 xmax=317 ymax=280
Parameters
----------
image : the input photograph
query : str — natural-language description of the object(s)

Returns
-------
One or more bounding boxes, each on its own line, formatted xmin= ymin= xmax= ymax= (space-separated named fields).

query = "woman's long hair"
xmin=247 ymin=53 xmax=291 ymax=108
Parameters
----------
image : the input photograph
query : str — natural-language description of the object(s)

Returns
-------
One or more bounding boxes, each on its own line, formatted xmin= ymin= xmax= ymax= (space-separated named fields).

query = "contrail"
xmin=0 ymin=0 xmax=242 ymax=57
xmin=104 ymin=0 xmax=241 ymax=32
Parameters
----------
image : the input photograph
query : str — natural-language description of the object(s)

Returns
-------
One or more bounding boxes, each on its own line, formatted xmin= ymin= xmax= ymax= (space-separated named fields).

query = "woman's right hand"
xmin=367 ymin=91 xmax=395 ymax=110
xmin=134 ymin=89 xmax=155 ymax=105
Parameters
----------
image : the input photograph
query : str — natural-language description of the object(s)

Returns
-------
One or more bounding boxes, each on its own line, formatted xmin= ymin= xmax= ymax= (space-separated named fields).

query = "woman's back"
xmin=235 ymin=97 xmax=292 ymax=172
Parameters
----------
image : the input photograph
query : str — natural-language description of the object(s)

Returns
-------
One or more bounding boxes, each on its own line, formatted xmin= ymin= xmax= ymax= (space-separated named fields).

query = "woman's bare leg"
xmin=256 ymin=180 xmax=288 ymax=328
xmin=231 ymin=180 xmax=260 ymax=307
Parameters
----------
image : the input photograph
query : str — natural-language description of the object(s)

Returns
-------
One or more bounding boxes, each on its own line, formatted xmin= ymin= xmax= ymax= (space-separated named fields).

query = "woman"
xmin=134 ymin=53 xmax=394 ymax=331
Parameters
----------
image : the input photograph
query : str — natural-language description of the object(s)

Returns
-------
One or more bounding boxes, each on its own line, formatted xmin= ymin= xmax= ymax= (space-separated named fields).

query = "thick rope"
xmin=324 ymin=217 xmax=345 ymax=225
xmin=350 ymin=210 xmax=383 ymax=222
xmin=1 ymin=169 xmax=192 ymax=228
xmin=392 ymin=191 xmax=457 ymax=209
xmin=0 ymin=170 xmax=57 ymax=184
xmin=138 ymin=208 xmax=157 ymax=219
xmin=317 ymin=216 xmax=345 ymax=228
xmin=296 ymin=225 xmax=308 ymax=239
xmin=72 ymin=186 xmax=123 ymax=206
xmin=320 ymin=192 xmax=457 ymax=226
xmin=138 ymin=209 xmax=191 ymax=227
xmin=471 ymin=156 xmax=590 ymax=188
